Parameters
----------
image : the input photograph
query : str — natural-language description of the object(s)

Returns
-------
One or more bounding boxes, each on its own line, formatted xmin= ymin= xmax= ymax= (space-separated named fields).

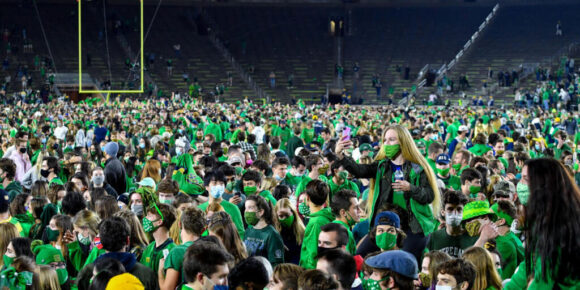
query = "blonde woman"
xmin=274 ymin=198 xmax=305 ymax=265
xmin=36 ymin=265 xmax=62 ymax=290
xmin=62 ymin=210 xmax=101 ymax=272
xmin=463 ymin=247 xmax=503 ymax=290
xmin=335 ymin=124 xmax=441 ymax=262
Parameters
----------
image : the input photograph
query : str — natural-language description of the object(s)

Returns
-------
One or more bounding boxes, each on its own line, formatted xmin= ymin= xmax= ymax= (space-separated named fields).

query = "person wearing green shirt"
xmin=435 ymin=154 xmax=461 ymax=191
xmin=204 ymin=120 xmax=223 ymax=142
xmin=283 ymin=156 xmax=307 ymax=192
xmin=180 ymin=240 xmax=233 ymax=290
xmin=327 ymin=163 xmax=361 ymax=201
xmin=0 ymin=158 xmax=22 ymax=202
xmin=243 ymin=195 xmax=285 ymax=267
xmin=426 ymin=190 xmax=477 ymax=258
xmin=300 ymin=125 xmax=315 ymax=145
xmin=159 ymin=206 xmax=206 ymax=290
xmin=490 ymin=201 xmax=524 ymax=280
xmin=329 ymin=189 xmax=359 ymax=255
xmin=198 ymin=171 xmax=245 ymax=239
xmin=272 ymin=120 xmax=292 ymax=151
xmin=460 ymin=168 xmax=484 ymax=201
xmin=140 ymin=203 xmax=177 ymax=280
xmin=426 ymin=142 xmax=444 ymax=173
xmin=451 ymin=149 xmax=470 ymax=177
xmin=295 ymin=155 xmax=328 ymax=197
xmin=242 ymin=170 xmax=277 ymax=205
xmin=299 ymin=179 xmax=335 ymax=269
xmin=504 ymin=158 xmax=580 ymax=289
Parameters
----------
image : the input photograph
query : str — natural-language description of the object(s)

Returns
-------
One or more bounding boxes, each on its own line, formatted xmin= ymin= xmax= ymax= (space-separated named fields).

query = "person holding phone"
xmin=335 ymin=124 xmax=441 ymax=263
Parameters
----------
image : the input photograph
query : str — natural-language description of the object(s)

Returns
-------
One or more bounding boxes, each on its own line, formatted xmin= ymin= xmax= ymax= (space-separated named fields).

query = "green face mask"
xmin=56 ymin=268 xmax=68 ymax=285
xmin=3 ymin=255 xmax=14 ymax=268
xmin=244 ymin=186 xmax=258 ymax=195
xmin=338 ymin=171 xmax=349 ymax=180
xmin=142 ymin=217 xmax=159 ymax=233
xmin=46 ymin=227 xmax=60 ymax=242
xmin=437 ymin=167 xmax=450 ymax=176
xmin=469 ymin=185 xmax=481 ymax=195
xmin=244 ymin=211 xmax=260 ymax=226
xmin=226 ymin=182 xmax=235 ymax=192
xmin=298 ymin=202 xmax=310 ymax=216
xmin=383 ymin=144 xmax=400 ymax=159
xmin=279 ymin=215 xmax=295 ymax=228
xmin=516 ymin=182 xmax=530 ymax=205
xmin=376 ymin=232 xmax=397 ymax=250
xmin=452 ymin=163 xmax=462 ymax=171
xmin=362 ymin=276 xmax=389 ymax=290
xmin=500 ymin=169 xmax=506 ymax=175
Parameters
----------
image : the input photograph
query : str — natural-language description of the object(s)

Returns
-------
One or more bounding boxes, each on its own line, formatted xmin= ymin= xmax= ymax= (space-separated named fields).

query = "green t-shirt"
xmin=164 ymin=240 xmax=194 ymax=284
xmin=301 ymin=128 xmax=315 ymax=144
xmin=332 ymin=220 xmax=356 ymax=255
xmin=141 ymin=238 xmax=176 ymax=276
xmin=243 ymin=225 xmax=285 ymax=267
xmin=496 ymin=232 xmax=524 ymax=280
xmin=284 ymin=172 xmax=305 ymax=192
xmin=426 ymin=228 xmax=478 ymax=258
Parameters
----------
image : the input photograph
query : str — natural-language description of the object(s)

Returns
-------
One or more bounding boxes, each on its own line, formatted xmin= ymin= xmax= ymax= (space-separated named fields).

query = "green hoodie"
xmin=299 ymin=207 xmax=335 ymax=269
xmin=505 ymin=259 xmax=580 ymax=290
xmin=468 ymin=143 xmax=492 ymax=156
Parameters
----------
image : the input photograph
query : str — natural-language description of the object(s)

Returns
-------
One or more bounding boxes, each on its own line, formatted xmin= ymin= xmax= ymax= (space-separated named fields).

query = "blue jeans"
xmin=543 ymin=99 xmax=549 ymax=110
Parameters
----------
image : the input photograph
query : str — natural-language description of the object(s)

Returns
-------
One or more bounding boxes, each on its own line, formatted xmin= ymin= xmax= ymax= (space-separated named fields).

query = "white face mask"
xmin=435 ymin=286 xmax=453 ymax=290
xmin=445 ymin=213 xmax=463 ymax=227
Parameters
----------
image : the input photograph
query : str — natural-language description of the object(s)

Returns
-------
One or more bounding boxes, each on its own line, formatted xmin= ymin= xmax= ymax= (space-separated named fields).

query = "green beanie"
xmin=31 ymin=241 xmax=64 ymax=265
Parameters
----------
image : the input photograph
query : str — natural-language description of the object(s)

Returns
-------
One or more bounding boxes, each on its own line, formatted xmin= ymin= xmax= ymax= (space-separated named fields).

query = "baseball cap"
xmin=493 ymin=180 xmax=515 ymax=193
xmin=458 ymin=125 xmax=469 ymax=132
xmin=137 ymin=177 xmax=156 ymax=189
xmin=364 ymin=250 xmax=418 ymax=279
xmin=436 ymin=154 xmax=450 ymax=165
xmin=359 ymin=143 xmax=373 ymax=152
xmin=227 ymin=156 xmax=244 ymax=166
xmin=374 ymin=211 xmax=400 ymax=228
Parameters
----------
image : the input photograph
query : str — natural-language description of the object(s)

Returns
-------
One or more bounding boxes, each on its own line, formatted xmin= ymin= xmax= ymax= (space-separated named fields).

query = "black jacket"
xmin=104 ymin=157 xmax=127 ymax=195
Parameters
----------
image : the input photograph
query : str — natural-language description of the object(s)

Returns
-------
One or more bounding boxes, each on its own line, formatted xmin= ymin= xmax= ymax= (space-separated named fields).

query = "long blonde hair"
xmin=36 ymin=265 xmax=61 ymax=290
xmin=368 ymin=125 xmax=441 ymax=218
xmin=463 ymin=247 xmax=503 ymax=290
xmin=274 ymin=198 xmax=305 ymax=244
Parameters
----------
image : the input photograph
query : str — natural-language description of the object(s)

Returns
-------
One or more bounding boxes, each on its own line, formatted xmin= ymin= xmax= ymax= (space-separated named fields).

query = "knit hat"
xmin=106 ymin=273 xmax=144 ymax=290
xmin=31 ymin=241 xmax=64 ymax=265
xmin=104 ymin=142 xmax=119 ymax=157
xmin=462 ymin=201 xmax=497 ymax=222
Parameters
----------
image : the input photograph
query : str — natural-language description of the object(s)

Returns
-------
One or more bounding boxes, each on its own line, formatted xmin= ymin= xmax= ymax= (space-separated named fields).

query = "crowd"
xmin=0 ymin=96 xmax=579 ymax=290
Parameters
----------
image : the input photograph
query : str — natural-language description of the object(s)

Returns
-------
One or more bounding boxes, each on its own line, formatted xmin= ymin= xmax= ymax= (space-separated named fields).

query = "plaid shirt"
xmin=237 ymin=141 xmax=256 ymax=158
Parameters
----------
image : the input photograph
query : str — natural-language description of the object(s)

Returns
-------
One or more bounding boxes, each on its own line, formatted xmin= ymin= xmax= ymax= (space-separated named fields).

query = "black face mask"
xmin=19 ymin=147 xmax=27 ymax=154
xmin=40 ymin=169 xmax=50 ymax=178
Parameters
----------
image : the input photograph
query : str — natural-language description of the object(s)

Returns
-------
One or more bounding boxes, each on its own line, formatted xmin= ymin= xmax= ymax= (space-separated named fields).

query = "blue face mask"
xmin=101 ymin=146 xmax=106 ymax=152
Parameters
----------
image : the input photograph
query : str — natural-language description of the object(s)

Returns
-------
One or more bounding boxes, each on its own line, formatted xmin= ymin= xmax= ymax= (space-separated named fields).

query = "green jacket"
xmin=338 ymin=157 xmax=436 ymax=235
xmin=327 ymin=178 xmax=361 ymax=200
xmin=299 ymin=207 xmax=335 ymax=269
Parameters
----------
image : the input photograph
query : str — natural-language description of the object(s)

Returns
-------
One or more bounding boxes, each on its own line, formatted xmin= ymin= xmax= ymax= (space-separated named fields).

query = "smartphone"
xmin=235 ymin=191 xmax=241 ymax=197
xmin=342 ymin=127 xmax=351 ymax=141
